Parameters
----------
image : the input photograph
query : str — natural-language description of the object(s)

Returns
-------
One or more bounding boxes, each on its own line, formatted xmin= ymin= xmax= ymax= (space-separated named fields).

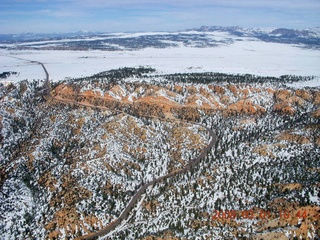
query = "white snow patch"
xmin=286 ymin=77 xmax=320 ymax=88
xmin=1 ymin=38 xmax=319 ymax=83
xmin=195 ymin=99 xmax=203 ymax=106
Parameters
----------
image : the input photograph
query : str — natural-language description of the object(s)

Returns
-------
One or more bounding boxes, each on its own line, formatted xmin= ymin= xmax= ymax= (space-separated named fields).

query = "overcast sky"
xmin=1 ymin=0 xmax=319 ymax=33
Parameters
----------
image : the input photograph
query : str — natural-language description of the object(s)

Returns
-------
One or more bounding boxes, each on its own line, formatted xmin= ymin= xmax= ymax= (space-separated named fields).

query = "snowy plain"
xmin=0 ymin=34 xmax=319 ymax=85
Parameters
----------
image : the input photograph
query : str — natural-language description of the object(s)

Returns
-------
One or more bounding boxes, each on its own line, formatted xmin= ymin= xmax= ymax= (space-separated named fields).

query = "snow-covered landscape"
xmin=1 ymin=28 xmax=320 ymax=82
xmin=0 ymin=27 xmax=319 ymax=239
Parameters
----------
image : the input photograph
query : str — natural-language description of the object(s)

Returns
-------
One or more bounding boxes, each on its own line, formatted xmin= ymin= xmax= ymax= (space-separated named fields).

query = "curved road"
xmin=32 ymin=59 xmax=218 ymax=240
xmin=76 ymin=126 xmax=216 ymax=240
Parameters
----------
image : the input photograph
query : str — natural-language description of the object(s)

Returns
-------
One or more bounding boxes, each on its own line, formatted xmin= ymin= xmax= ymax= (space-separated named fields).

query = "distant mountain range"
xmin=191 ymin=26 xmax=320 ymax=46
xmin=192 ymin=26 xmax=320 ymax=38
xmin=0 ymin=26 xmax=319 ymax=50
xmin=0 ymin=31 xmax=97 ymax=43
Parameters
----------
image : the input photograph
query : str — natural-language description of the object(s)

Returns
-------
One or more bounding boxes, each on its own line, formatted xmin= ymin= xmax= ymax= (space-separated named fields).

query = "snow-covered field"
xmin=1 ymin=36 xmax=319 ymax=83
xmin=0 ymin=54 xmax=46 ymax=83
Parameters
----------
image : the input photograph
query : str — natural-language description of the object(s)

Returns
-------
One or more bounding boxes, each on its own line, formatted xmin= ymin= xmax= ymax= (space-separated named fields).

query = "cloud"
xmin=37 ymin=8 xmax=83 ymax=17
xmin=61 ymin=0 xmax=320 ymax=10
xmin=0 ymin=0 xmax=319 ymax=33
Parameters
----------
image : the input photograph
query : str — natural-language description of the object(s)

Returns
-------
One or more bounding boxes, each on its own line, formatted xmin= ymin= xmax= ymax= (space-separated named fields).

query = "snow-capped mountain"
xmin=193 ymin=25 xmax=320 ymax=37
xmin=191 ymin=26 xmax=320 ymax=46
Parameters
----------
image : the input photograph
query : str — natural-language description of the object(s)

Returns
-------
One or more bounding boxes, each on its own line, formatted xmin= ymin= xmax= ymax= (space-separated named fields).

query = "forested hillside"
xmin=1 ymin=68 xmax=319 ymax=239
